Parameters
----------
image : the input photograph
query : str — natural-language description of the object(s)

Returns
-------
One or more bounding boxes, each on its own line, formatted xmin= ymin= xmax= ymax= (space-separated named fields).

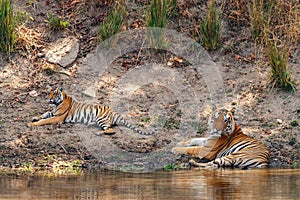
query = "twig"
xmin=58 ymin=143 xmax=68 ymax=154
xmin=135 ymin=36 xmax=146 ymax=66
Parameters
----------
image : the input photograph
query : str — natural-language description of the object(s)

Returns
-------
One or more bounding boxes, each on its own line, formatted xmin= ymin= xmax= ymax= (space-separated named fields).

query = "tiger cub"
xmin=172 ymin=108 xmax=270 ymax=169
xmin=28 ymin=87 xmax=155 ymax=135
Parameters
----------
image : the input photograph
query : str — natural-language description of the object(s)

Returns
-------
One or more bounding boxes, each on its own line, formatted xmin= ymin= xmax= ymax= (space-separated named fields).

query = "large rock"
xmin=45 ymin=36 xmax=79 ymax=68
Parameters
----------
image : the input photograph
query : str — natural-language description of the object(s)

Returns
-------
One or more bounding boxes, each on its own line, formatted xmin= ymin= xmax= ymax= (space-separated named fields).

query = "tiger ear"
xmin=230 ymin=107 xmax=236 ymax=115
xmin=58 ymin=86 xmax=63 ymax=91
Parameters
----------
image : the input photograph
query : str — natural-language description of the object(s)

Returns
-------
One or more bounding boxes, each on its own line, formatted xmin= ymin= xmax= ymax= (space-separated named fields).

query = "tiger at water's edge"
xmin=172 ymin=108 xmax=270 ymax=169
xmin=28 ymin=87 xmax=155 ymax=135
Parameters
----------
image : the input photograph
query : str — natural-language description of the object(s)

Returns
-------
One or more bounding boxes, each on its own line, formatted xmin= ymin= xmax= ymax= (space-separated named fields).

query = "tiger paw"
xmin=31 ymin=117 xmax=40 ymax=122
xmin=101 ymin=128 xmax=116 ymax=135
xmin=27 ymin=122 xmax=34 ymax=128
xmin=188 ymin=159 xmax=216 ymax=169
xmin=207 ymin=161 xmax=219 ymax=169
xmin=189 ymin=159 xmax=207 ymax=168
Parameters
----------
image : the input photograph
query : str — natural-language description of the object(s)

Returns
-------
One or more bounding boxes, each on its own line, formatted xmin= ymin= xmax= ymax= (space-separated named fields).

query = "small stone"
xmin=36 ymin=52 xmax=45 ymax=57
xmin=82 ymin=87 xmax=96 ymax=98
xmin=276 ymin=119 xmax=283 ymax=124
xmin=29 ymin=90 xmax=38 ymax=97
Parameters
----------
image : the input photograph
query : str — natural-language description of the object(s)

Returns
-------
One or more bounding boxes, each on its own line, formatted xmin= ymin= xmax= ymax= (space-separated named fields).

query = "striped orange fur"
xmin=28 ymin=87 xmax=155 ymax=135
xmin=173 ymin=108 xmax=269 ymax=169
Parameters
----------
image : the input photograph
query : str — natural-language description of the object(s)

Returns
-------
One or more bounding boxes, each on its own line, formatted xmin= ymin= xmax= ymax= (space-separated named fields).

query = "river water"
xmin=0 ymin=168 xmax=299 ymax=200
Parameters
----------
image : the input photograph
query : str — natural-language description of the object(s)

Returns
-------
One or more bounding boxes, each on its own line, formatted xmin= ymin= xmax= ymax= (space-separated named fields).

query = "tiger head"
xmin=49 ymin=86 xmax=64 ymax=105
xmin=209 ymin=107 xmax=236 ymax=136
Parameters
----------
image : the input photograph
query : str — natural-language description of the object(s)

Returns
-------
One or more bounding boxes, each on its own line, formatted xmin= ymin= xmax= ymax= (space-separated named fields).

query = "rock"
xmin=276 ymin=119 xmax=283 ymax=124
xmin=82 ymin=86 xmax=96 ymax=98
xmin=45 ymin=36 xmax=79 ymax=68
xmin=29 ymin=90 xmax=38 ymax=97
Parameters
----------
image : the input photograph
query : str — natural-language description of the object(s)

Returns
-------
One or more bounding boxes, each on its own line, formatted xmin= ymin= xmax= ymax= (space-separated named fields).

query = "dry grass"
xmin=269 ymin=1 xmax=300 ymax=46
xmin=249 ymin=0 xmax=300 ymax=46
xmin=15 ymin=25 xmax=44 ymax=58
xmin=248 ymin=0 xmax=267 ymax=42
xmin=222 ymin=0 xmax=249 ymax=26
xmin=248 ymin=0 xmax=299 ymax=92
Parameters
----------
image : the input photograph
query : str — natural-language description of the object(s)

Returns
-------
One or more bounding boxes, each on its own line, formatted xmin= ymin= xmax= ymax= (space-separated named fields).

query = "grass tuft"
xmin=0 ymin=0 xmax=15 ymax=54
xmin=266 ymin=42 xmax=296 ymax=93
xmin=48 ymin=14 xmax=69 ymax=31
xmin=199 ymin=0 xmax=221 ymax=51
xmin=249 ymin=0 xmax=299 ymax=93
xmin=290 ymin=120 xmax=299 ymax=127
xmin=146 ymin=0 xmax=168 ymax=28
xmin=165 ymin=0 xmax=177 ymax=18
xmin=164 ymin=163 xmax=180 ymax=171
xmin=99 ymin=1 xmax=126 ymax=47
xmin=146 ymin=0 xmax=169 ymax=50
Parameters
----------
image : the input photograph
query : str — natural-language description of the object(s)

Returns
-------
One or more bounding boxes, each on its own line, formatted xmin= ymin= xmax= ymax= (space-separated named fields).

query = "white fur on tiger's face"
xmin=209 ymin=108 xmax=235 ymax=136
xmin=49 ymin=87 xmax=64 ymax=105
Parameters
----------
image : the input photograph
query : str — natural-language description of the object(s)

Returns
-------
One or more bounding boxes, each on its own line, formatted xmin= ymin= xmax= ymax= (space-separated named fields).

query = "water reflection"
xmin=0 ymin=169 xmax=299 ymax=200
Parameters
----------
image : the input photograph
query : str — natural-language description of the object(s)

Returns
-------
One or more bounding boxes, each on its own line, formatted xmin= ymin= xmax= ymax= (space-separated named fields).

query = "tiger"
xmin=27 ymin=86 xmax=155 ymax=136
xmin=172 ymin=108 xmax=270 ymax=169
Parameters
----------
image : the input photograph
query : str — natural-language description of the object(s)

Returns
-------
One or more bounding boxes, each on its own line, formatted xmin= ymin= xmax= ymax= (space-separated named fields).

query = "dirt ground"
xmin=0 ymin=1 xmax=299 ymax=172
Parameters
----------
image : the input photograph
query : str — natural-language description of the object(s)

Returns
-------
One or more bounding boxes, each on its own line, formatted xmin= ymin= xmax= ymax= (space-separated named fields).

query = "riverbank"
xmin=0 ymin=0 xmax=299 ymax=172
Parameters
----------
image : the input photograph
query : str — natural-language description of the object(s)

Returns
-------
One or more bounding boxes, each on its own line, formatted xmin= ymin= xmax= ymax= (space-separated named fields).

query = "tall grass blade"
xmin=99 ymin=1 xmax=126 ymax=48
xmin=199 ymin=0 xmax=221 ymax=51
xmin=146 ymin=0 xmax=168 ymax=51
xmin=0 ymin=0 xmax=15 ymax=54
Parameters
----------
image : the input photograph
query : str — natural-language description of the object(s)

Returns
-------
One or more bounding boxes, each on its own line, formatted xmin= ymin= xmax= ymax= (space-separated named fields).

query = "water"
xmin=0 ymin=169 xmax=299 ymax=200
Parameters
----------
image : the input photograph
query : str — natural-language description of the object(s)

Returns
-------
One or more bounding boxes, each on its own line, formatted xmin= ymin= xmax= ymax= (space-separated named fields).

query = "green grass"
xmin=164 ymin=117 xmax=180 ymax=129
xmin=13 ymin=10 xmax=27 ymax=26
xmin=146 ymin=0 xmax=167 ymax=28
xmin=290 ymin=120 xmax=299 ymax=127
xmin=140 ymin=116 xmax=151 ymax=123
xmin=199 ymin=0 xmax=221 ymax=50
xmin=288 ymin=137 xmax=296 ymax=146
xmin=146 ymin=0 xmax=168 ymax=50
xmin=42 ymin=65 xmax=56 ymax=75
xmin=266 ymin=43 xmax=296 ymax=93
xmin=0 ymin=0 xmax=15 ymax=54
xmin=164 ymin=163 xmax=179 ymax=171
xmin=99 ymin=1 xmax=126 ymax=47
xmin=48 ymin=14 xmax=69 ymax=31
xmin=156 ymin=115 xmax=180 ymax=130
xmin=269 ymin=122 xmax=277 ymax=127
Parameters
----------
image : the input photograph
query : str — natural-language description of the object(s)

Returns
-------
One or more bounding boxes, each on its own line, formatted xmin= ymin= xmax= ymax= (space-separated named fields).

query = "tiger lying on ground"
xmin=28 ymin=87 xmax=155 ymax=135
xmin=172 ymin=108 xmax=270 ymax=169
